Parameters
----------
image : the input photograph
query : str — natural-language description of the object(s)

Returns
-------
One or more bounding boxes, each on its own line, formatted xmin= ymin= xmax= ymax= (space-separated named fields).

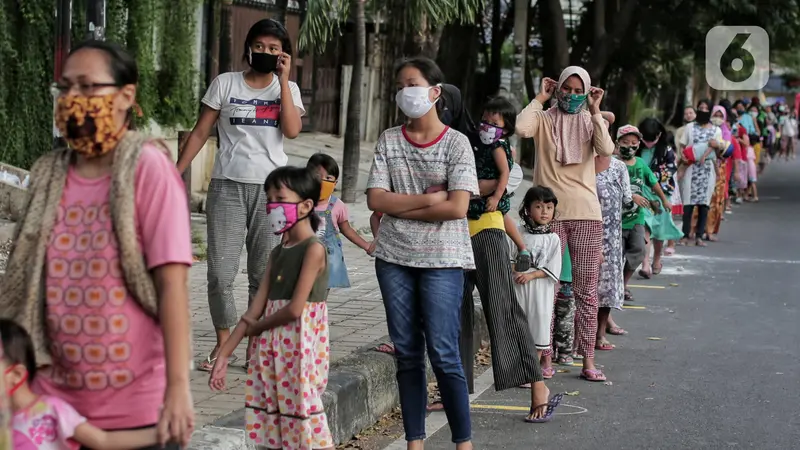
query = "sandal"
xmin=571 ymin=353 xmax=583 ymax=361
xmin=606 ymin=326 xmax=628 ymax=336
xmin=695 ymin=239 xmax=707 ymax=247
xmin=374 ymin=342 xmax=395 ymax=355
xmin=664 ymin=247 xmax=675 ymax=256
xmin=525 ymin=393 xmax=564 ymax=423
xmin=652 ymin=262 xmax=663 ymax=275
xmin=638 ymin=268 xmax=652 ymax=279
xmin=595 ymin=340 xmax=615 ymax=351
xmin=580 ymin=368 xmax=607 ymax=382
xmin=624 ymin=289 xmax=634 ymax=302
xmin=557 ymin=355 xmax=574 ymax=365
xmin=426 ymin=401 xmax=444 ymax=412
xmin=677 ymin=238 xmax=689 ymax=246
xmin=542 ymin=366 xmax=556 ymax=379
xmin=197 ymin=352 xmax=238 ymax=372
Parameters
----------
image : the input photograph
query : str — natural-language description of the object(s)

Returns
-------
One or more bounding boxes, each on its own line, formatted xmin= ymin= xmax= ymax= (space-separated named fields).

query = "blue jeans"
xmin=375 ymin=259 xmax=471 ymax=444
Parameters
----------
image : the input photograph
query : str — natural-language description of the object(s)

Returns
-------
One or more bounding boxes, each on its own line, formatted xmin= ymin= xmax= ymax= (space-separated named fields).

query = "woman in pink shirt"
xmin=1 ymin=41 xmax=194 ymax=448
xmin=515 ymin=67 xmax=615 ymax=382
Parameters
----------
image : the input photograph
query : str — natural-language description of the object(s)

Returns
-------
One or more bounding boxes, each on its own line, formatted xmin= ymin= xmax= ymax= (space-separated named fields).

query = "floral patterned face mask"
xmin=55 ymin=94 xmax=126 ymax=158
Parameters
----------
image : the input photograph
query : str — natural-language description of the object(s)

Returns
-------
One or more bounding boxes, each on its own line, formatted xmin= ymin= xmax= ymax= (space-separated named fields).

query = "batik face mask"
xmin=266 ymin=202 xmax=308 ymax=235
xmin=618 ymin=145 xmax=638 ymax=159
xmin=556 ymin=92 xmax=588 ymax=114
xmin=56 ymin=93 xmax=126 ymax=158
xmin=478 ymin=122 xmax=504 ymax=145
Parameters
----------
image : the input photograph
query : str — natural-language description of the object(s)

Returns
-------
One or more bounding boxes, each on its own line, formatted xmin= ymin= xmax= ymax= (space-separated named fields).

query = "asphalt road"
xmin=405 ymin=160 xmax=800 ymax=449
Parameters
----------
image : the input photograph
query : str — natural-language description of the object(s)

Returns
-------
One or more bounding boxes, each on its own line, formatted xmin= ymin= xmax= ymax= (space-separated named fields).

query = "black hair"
xmin=732 ymin=100 xmax=745 ymax=110
xmin=69 ymin=40 xmax=138 ymax=86
xmin=0 ymin=319 xmax=37 ymax=381
xmin=306 ymin=153 xmax=340 ymax=179
xmin=637 ymin=117 xmax=669 ymax=162
xmin=264 ymin=166 xmax=321 ymax=232
xmin=482 ymin=96 xmax=517 ymax=138
xmin=519 ymin=186 xmax=558 ymax=232
xmin=394 ymin=57 xmax=446 ymax=117
xmin=243 ymin=19 xmax=292 ymax=62
xmin=684 ymin=105 xmax=696 ymax=111
xmin=697 ymin=98 xmax=712 ymax=110
xmin=68 ymin=40 xmax=139 ymax=128
xmin=718 ymin=98 xmax=732 ymax=112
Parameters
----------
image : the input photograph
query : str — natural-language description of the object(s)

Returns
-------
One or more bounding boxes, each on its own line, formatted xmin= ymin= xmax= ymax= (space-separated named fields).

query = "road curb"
xmin=188 ymin=301 xmax=489 ymax=449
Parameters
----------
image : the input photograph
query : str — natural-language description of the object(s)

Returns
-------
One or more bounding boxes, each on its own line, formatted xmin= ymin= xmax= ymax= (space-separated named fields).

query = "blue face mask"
xmin=557 ymin=92 xmax=588 ymax=114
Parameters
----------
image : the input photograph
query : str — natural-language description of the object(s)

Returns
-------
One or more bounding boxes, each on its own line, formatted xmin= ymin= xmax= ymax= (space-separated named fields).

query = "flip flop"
xmin=652 ymin=263 xmax=663 ymax=275
xmin=606 ymin=326 xmax=628 ymax=336
xmin=525 ymin=393 xmax=564 ymax=423
xmin=580 ymin=368 xmax=607 ymax=382
xmin=664 ymin=247 xmax=675 ymax=256
xmin=196 ymin=353 xmax=238 ymax=372
xmin=638 ymin=269 xmax=651 ymax=279
xmin=542 ymin=366 xmax=556 ymax=379
xmin=595 ymin=341 xmax=615 ymax=351
xmin=374 ymin=342 xmax=395 ymax=355
xmin=557 ymin=355 xmax=574 ymax=365
xmin=426 ymin=401 xmax=444 ymax=412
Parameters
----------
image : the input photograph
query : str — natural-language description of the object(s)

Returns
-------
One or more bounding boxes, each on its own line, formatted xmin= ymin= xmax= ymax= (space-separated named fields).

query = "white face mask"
xmin=711 ymin=117 xmax=724 ymax=127
xmin=396 ymin=86 xmax=439 ymax=119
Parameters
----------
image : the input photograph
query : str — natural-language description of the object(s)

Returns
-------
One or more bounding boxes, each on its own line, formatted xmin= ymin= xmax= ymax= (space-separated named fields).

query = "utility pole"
xmin=86 ymin=0 xmax=107 ymax=41
xmin=509 ymin=0 xmax=530 ymax=156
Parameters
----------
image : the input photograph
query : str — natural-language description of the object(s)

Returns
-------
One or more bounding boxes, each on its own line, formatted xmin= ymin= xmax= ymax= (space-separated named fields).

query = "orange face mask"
xmin=319 ymin=179 xmax=336 ymax=201
xmin=55 ymin=93 xmax=126 ymax=158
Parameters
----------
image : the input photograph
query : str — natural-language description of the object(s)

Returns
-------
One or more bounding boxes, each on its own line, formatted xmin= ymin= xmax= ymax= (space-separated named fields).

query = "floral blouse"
xmin=641 ymin=145 xmax=678 ymax=197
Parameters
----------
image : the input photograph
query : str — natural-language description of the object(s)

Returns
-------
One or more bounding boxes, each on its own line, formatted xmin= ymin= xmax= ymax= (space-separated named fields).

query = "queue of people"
xmin=0 ymin=15 xmax=789 ymax=450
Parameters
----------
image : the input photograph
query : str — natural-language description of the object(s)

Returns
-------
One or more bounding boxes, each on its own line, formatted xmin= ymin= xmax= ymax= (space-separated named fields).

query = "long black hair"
xmin=439 ymin=84 xmax=478 ymax=145
xmin=264 ymin=166 xmax=321 ymax=232
xmin=0 ymin=319 xmax=37 ymax=381
xmin=519 ymin=186 xmax=558 ymax=234
xmin=394 ymin=56 xmax=447 ymax=120
xmin=637 ymin=117 xmax=670 ymax=163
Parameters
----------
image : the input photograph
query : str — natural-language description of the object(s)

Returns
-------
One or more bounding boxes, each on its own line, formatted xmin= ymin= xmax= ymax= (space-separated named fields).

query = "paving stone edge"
xmin=188 ymin=302 xmax=489 ymax=449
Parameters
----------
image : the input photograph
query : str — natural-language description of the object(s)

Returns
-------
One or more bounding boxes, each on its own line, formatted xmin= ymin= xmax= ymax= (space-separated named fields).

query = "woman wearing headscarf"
xmin=703 ymin=105 xmax=734 ymax=240
xmin=516 ymin=66 xmax=615 ymax=382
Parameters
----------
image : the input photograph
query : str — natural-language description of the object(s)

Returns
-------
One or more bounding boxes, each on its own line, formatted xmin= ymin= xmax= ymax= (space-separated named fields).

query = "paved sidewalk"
xmin=189 ymin=133 xmax=385 ymax=426
xmin=188 ymin=132 xmax=533 ymax=427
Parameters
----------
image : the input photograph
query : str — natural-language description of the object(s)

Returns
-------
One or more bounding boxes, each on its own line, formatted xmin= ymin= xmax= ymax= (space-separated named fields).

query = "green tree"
xmin=299 ymin=0 xmax=483 ymax=202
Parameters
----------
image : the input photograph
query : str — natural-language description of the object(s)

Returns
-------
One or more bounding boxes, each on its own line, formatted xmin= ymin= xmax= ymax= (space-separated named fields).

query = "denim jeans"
xmin=375 ymin=259 xmax=472 ymax=444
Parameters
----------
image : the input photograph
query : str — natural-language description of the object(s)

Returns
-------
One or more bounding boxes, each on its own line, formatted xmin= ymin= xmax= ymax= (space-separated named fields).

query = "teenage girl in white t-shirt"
xmin=177 ymin=19 xmax=306 ymax=371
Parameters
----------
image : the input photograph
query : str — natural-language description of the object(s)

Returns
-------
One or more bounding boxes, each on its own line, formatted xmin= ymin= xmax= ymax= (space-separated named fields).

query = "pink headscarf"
xmin=713 ymin=105 xmax=732 ymax=141
xmin=547 ymin=66 xmax=593 ymax=165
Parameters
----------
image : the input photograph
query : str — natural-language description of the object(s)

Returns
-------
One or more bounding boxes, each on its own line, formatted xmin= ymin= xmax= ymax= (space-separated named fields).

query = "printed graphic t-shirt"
xmin=33 ymin=144 xmax=194 ymax=430
xmin=367 ymin=126 xmax=478 ymax=269
xmin=621 ymin=157 xmax=658 ymax=230
xmin=13 ymin=395 xmax=85 ymax=450
xmin=202 ymin=72 xmax=306 ymax=184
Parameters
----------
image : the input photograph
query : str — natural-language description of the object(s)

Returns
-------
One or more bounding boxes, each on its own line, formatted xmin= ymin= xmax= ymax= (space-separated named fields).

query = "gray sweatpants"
xmin=206 ymin=178 xmax=281 ymax=329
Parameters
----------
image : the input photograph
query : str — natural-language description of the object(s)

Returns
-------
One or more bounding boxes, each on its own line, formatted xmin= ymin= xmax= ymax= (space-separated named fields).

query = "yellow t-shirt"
xmin=468 ymin=211 xmax=505 ymax=237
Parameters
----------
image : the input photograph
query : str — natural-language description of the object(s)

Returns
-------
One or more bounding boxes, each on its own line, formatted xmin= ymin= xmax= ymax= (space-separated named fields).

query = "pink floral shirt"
xmin=12 ymin=396 xmax=85 ymax=450
xmin=33 ymin=144 xmax=193 ymax=429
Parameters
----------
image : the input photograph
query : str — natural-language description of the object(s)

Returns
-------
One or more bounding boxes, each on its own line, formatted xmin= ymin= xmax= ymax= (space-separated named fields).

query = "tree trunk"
xmin=540 ymin=0 xmax=569 ymax=78
xmin=437 ymin=24 xmax=479 ymax=107
xmin=341 ymin=0 xmax=366 ymax=203
xmin=584 ymin=0 xmax=638 ymax=81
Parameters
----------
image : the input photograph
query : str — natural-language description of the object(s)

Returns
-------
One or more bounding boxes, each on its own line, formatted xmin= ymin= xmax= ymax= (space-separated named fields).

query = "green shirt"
xmin=267 ymin=237 xmax=329 ymax=303
xmin=621 ymin=157 xmax=658 ymax=230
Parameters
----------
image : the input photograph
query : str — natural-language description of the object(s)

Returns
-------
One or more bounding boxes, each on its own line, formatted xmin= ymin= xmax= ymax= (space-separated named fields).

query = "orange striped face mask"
xmin=55 ymin=94 xmax=126 ymax=158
